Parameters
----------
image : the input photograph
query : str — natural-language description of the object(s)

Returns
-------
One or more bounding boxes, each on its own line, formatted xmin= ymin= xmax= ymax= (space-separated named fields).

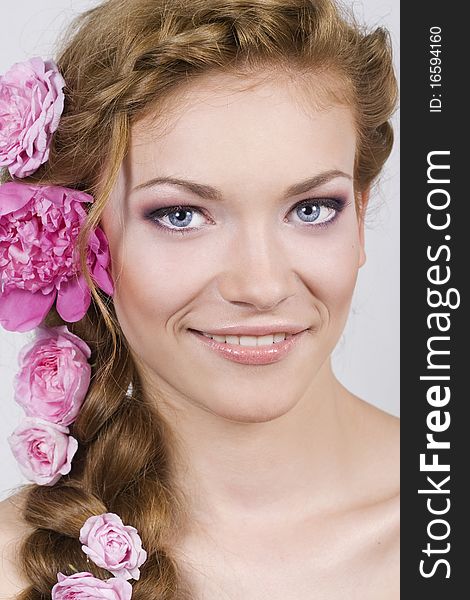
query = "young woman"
xmin=0 ymin=0 xmax=398 ymax=597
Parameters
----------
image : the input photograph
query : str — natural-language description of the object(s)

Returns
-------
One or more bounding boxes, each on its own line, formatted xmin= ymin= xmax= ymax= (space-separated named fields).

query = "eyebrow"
xmin=132 ymin=169 xmax=352 ymax=200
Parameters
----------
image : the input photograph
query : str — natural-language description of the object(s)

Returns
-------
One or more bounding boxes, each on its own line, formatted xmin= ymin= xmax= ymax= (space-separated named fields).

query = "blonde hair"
xmin=7 ymin=0 xmax=397 ymax=596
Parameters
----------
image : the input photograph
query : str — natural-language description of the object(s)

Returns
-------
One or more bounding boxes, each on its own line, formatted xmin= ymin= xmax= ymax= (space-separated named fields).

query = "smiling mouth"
xmin=188 ymin=328 xmax=308 ymax=366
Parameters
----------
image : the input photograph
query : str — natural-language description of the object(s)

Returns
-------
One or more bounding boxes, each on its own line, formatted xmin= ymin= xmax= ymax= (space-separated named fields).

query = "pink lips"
xmin=190 ymin=329 xmax=307 ymax=365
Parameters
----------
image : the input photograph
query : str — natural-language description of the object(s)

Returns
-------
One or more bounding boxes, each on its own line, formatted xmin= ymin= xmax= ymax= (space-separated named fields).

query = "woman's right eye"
xmin=146 ymin=205 xmax=209 ymax=235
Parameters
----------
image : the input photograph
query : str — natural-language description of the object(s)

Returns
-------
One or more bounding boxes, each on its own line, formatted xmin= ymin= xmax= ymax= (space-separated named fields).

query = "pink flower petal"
xmin=88 ymin=227 xmax=114 ymax=295
xmin=0 ymin=182 xmax=36 ymax=215
xmin=0 ymin=288 xmax=55 ymax=332
xmin=56 ymin=274 xmax=91 ymax=322
xmin=92 ymin=263 xmax=114 ymax=296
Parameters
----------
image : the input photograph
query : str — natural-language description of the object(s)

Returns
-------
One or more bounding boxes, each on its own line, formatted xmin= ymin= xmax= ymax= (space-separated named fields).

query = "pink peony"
xmin=7 ymin=417 xmax=78 ymax=486
xmin=0 ymin=57 xmax=65 ymax=178
xmin=0 ymin=181 xmax=114 ymax=332
xmin=51 ymin=572 xmax=133 ymax=600
xmin=14 ymin=325 xmax=91 ymax=426
xmin=79 ymin=513 xmax=148 ymax=580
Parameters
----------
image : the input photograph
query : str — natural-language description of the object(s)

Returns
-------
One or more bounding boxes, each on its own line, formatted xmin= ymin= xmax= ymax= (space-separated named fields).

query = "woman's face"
xmin=101 ymin=72 xmax=366 ymax=423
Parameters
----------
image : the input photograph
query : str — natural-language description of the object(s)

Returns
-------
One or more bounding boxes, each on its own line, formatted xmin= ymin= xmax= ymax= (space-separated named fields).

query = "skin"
xmin=104 ymin=72 xmax=364 ymax=427
xmin=0 ymin=71 xmax=399 ymax=598
xmin=101 ymin=70 xmax=399 ymax=598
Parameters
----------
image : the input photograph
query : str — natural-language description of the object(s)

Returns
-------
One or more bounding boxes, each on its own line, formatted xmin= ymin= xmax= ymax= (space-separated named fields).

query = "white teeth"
xmin=258 ymin=334 xmax=276 ymax=345
xmin=200 ymin=332 xmax=289 ymax=345
xmin=239 ymin=336 xmax=258 ymax=347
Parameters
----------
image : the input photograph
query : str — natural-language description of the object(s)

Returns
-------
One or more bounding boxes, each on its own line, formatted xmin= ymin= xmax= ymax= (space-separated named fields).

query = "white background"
xmin=0 ymin=0 xmax=400 ymax=501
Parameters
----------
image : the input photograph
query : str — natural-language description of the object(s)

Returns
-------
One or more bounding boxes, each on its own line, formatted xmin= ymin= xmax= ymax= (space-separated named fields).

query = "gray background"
xmin=0 ymin=0 xmax=400 ymax=501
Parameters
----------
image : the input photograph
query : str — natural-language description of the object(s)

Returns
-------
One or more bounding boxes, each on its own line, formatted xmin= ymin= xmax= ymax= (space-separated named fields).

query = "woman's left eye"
xmin=146 ymin=198 xmax=345 ymax=235
xmin=288 ymin=198 xmax=345 ymax=227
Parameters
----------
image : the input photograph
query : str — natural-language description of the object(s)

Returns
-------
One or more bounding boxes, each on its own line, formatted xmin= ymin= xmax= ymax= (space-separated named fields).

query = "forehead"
xmin=128 ymin=70 xmax=356 ymax=186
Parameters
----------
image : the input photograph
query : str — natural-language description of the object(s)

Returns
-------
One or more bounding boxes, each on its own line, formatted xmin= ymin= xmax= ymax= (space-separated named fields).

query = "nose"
xmin=216 ymin=224 xmax=296 ymax=312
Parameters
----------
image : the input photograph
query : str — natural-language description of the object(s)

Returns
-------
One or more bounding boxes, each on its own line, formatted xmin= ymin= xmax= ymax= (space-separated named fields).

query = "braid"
xmin=15 ymin=305 xmax=190 ymax=599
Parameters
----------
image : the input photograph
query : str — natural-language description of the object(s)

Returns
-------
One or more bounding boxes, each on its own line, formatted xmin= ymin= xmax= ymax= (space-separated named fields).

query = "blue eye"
xmin=146 ymin=205 xmax=207 ymax=234
xmin=296 ymin=203 xmax=321 ymax=222
xmin=165 ymin=207 xmax=194 ymax=228
xmin=146 ymin=197 xmax=346 ymax=236
xmin=291 ymin=198 xmax=345 ymax=226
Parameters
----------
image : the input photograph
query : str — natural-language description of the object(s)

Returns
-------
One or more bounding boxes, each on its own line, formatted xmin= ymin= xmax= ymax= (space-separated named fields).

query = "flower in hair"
xmin=51 ymin=572 xmax=132 ymax=600
xmin=7 ymin=417 xmax=78 ymax=486
xmin=0 ymin=181 xmax=114 ymax=332
xmin=79 ymin=513 xmax=148 ymax=580
xmin=0 ymin=57 xmax=65 ymax=178
xmin=14 ymin=326 xmax=91 ymax=426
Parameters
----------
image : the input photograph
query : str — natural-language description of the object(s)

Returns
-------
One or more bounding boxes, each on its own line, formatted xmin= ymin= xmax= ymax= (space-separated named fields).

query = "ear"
xmin=356 ymin=187 xmax=370 ymax=268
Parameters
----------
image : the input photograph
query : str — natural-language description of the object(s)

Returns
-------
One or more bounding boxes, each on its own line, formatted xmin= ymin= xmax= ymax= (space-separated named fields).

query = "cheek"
xmin=299 ymin=229 xmax=361 ymax=320
xmin=109 ymin=231 xmax=211 ymax=335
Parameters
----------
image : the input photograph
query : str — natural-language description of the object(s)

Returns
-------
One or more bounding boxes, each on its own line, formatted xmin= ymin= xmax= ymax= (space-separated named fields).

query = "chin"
xmin=206 ymin=394 xmax=301 ymax=424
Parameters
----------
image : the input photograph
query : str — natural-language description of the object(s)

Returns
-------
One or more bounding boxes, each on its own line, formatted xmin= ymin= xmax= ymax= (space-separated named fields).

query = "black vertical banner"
xmin=401 ymin=1 xmax=467 ymax=597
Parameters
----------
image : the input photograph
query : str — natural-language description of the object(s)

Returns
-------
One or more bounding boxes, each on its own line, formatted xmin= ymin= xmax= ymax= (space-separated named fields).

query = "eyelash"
xmin=145 ymin=197 xmax=347 ymax=236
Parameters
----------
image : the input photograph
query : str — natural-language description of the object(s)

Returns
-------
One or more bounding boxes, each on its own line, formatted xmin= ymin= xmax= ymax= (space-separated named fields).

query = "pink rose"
xmin=0 ymin=57 xmax=65 ymax=178
xmin=0 ymin=181 xmax=114 ymax=332
xmin=79 ymin=513 xmax=148 ymax=580
xmin=7 ymin=417 xmax=78 ymax=486
xmin=14 ymin=326 xmax=91 ymax=426
xmin=51 ymin=572 xmax=132 ymax=600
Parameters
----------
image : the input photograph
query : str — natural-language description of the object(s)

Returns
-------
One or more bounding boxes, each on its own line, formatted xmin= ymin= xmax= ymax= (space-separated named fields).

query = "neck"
xmin=146 ymin=359 xmax=355 ymax=531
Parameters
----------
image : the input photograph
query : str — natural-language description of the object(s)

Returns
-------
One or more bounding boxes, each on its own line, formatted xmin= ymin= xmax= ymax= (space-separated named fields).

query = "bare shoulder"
xmin=0 ymin=489 xmax=33 ymax=596
xmin=339 ymin=395 xmax=400 ymax=598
